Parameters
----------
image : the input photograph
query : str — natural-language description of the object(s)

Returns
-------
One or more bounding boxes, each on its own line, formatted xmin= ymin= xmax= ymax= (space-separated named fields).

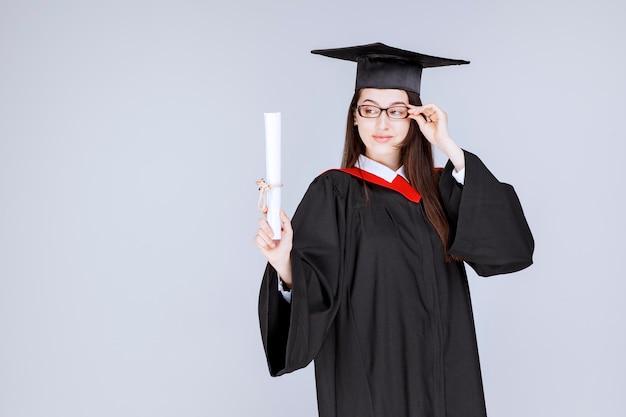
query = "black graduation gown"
xmin=258 ymin=151 xmax=534 ymax=417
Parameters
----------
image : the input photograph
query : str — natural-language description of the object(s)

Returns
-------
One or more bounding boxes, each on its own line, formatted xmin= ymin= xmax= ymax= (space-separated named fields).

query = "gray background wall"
xmin=1 ymin=0 xmax=624 ymax=416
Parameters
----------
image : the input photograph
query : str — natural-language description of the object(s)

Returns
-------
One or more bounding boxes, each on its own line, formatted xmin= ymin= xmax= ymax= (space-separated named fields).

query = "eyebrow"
xmin=360 ymin=99 xmax=409 ymax=106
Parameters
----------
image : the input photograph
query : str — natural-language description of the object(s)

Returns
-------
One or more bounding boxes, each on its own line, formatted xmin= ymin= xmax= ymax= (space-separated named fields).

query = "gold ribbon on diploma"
xmin=256 ymin=178 xmax=283 ymax=211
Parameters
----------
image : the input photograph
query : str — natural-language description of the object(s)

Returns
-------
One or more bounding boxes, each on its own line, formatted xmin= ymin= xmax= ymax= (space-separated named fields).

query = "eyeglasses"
xmin=356 ymin=104 xmax=410 ymax=119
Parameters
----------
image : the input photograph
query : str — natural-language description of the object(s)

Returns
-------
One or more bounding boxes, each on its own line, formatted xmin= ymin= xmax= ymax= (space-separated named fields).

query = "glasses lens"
xmin=358 ymin=105 xmax=381 ymax=118
xmin=388 ymin=106 xmax=409 ymax=119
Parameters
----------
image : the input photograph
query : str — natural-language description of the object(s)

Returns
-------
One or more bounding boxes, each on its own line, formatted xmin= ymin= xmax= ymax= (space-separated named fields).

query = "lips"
xmin=373 ymin=135 xmax=393 ymax=143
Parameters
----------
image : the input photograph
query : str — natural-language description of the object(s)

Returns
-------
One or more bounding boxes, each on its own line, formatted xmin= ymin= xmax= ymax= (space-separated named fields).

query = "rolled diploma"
xmin=264 ymin=112 xmax=281 ymax=240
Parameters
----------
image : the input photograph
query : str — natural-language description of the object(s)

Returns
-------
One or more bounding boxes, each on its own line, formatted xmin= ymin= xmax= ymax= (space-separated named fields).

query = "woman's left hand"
xmin=408 ymin=103 xmax=465 ymax=172
xmin=408 ymin=103 xmax=452 ymax=148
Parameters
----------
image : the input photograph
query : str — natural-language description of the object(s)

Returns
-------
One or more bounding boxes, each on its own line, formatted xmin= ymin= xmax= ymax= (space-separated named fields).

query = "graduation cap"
xmin=311 ymin=42 xmax=469 ymax=95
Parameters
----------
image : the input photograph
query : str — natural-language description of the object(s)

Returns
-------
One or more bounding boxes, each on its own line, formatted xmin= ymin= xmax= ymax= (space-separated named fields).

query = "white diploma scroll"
xmin=264 ymin=112 xmax=282 ymax=240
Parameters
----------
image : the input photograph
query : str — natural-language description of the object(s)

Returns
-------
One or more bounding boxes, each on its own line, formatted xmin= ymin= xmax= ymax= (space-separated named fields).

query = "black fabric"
xmin=311 ymin=42 xmax=470 ymax=94
xmin=355 ymin=57 xmax=423 ymax=95
xmin=258 ymin=151 xmax=533 ymax=417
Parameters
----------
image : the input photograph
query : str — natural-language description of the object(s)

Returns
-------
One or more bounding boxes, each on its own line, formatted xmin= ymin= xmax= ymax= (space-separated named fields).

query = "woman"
xmin=254 ymin=43 xmax=534 ymax=417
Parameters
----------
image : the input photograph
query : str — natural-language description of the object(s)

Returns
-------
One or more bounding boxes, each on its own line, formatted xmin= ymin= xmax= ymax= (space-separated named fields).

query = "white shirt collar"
xmin=355 ymin=155 xmax=407 ymax=183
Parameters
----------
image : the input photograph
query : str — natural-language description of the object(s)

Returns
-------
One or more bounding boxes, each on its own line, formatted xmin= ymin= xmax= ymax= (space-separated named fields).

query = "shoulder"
xmin=315 ymin=168 xmax=361 ymax=187
xmin=305 ymin=169 xmax=359 ymax=200
xmin=317 ymin=168 xmax=357 ymax=181
xmin=292 ymin=169 xmax=359 ymax=219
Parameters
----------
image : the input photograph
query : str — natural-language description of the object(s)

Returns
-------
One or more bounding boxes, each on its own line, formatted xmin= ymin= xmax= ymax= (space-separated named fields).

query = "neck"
xmin=365 ymin=152 xmax=401 ymax=171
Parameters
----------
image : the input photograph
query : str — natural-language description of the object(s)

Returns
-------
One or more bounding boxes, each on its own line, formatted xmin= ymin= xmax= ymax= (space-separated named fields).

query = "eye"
xmin=389 ymin=107 xmax=408 ymax=118
xmin=359 ymin=105 xmax=381 ymax=117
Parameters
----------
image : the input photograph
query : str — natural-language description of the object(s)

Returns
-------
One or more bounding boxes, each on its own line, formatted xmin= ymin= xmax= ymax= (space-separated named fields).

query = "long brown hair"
xmin=342 ymin=89 xmax=452 ymax=256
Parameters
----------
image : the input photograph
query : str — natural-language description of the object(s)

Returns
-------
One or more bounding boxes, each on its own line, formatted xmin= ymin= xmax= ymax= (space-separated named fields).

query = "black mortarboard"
xmin=311 ymin=42 xmax=469 ymax=95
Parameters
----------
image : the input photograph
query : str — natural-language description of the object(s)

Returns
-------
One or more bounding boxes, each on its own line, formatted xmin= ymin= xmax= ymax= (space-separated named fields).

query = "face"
xmin=354 ymin=88 xmax=411 ymax=169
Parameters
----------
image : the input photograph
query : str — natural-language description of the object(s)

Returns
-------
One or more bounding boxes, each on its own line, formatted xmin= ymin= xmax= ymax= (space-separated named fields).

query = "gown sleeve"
xmin=258 ymin=173 xmax=345 ymax=376
xmin=439 ymin=150 xmax=534 ymax=277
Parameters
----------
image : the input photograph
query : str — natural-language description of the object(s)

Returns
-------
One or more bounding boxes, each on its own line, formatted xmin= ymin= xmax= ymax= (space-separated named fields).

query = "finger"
xmin=255 ymin=235 xmax=275 ymax=253
xmin=421 ymin=104 xmax=446 ymax=121
xmin=407 ymin=106 xmax=432 ymax=123
xmin=416 ymin=104 xmax=438 ymax=116
xmin=258 ymin=218 xmax=274 ymax=238
xmin=254 ymin=234 xmax=268 ymax=249
xmin=411 ymin=112 xmax=428 ymax=127
xmin=256 ymin=228 xmax=276 ymax=248
xmin=410 ymin=113 xmax=431 ymax=123
xmin=407 ymin=106 xmax=426 ymax=119
xmin=280 ymin=210 xmax=293 ymax=236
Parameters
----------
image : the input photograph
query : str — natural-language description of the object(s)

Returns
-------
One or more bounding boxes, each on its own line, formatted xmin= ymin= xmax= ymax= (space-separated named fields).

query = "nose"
xmin=375 ymin=111 xmax=391 ymax=129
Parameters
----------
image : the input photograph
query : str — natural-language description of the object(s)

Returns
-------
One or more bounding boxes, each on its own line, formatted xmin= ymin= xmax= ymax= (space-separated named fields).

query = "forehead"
xmin=358 ymin=88 xmax=409 ymax=104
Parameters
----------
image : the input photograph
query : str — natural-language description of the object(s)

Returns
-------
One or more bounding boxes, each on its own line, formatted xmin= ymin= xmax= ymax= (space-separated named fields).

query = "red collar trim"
xmin=334 ymin=167 xmax=422 ymax=203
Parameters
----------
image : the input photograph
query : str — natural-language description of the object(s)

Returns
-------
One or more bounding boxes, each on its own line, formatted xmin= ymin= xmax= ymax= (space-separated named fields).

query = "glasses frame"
xmin=356 ymin=104 xmax=410 ymax=120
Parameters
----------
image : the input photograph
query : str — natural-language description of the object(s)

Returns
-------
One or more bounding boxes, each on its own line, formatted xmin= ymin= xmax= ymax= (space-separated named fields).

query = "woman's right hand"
xmin=254 ymin=208 xmax=293 ymax=287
